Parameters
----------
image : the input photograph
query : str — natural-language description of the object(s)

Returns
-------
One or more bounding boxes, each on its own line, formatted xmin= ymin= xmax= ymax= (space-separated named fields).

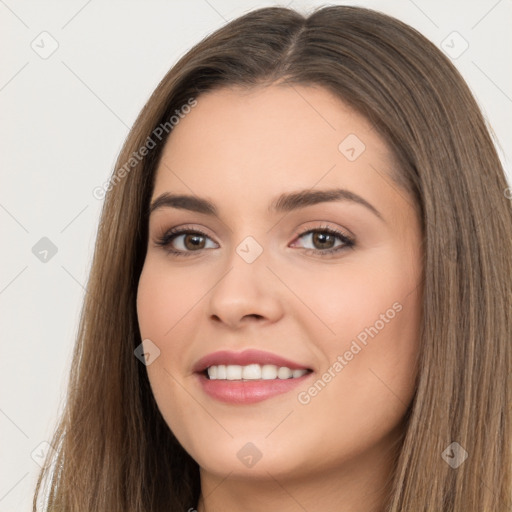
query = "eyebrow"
xmin=149 ymin=188 xmax=384 ymax=222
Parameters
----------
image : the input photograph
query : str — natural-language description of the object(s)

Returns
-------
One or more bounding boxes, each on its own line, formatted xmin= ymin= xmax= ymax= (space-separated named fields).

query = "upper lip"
xmin=192 ymin=349 xmax=312 ymax=373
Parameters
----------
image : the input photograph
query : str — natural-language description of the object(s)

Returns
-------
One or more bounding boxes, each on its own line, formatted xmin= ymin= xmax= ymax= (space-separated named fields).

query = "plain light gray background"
xmin=1 ymin=0 xmax=511 ymax=510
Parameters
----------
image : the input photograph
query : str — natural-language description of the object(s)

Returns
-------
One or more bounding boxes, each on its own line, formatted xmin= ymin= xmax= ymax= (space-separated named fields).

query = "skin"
xmin=136 ymin=84 xmax=424 ymax=512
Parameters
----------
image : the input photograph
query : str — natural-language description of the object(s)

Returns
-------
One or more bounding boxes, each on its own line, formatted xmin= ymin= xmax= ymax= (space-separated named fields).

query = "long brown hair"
xmin=33 ymin=5 xmax=512 ymax=511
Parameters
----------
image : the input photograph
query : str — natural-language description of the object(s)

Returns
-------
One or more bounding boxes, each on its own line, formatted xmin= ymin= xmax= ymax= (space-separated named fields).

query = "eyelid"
xmin=154 ymin=222 xmax=355 ymax=256
xmin=153 ymin=224 xmax=218 ymax=250
xmin=290 ymin=224 xmax=355 ymax=252
xmin=292 ymin=223 xmax=354 ymax=242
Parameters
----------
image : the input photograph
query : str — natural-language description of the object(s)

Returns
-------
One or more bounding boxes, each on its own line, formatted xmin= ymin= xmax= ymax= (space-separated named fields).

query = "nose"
xmin=206 ymin=252 xmax=285 ymax=330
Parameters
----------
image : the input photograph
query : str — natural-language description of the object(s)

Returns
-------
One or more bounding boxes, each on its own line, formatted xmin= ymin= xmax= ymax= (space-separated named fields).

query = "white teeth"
xmin=206 ymin=364 xmax=309 ymax=381
xmin=216 ymin=365 xmax=226 ymax=379
xmin=208 ymin=365 xmax=217 ymax=379
xmin=242 ymin=364 xmax=261 ymax=380
xmin=261 ymin=364 xmax=278 ymax=380
xmin=226 ymin=365 xmax=242 ymax=380
xmin=278 ymin=367 xmax=292 ymax=379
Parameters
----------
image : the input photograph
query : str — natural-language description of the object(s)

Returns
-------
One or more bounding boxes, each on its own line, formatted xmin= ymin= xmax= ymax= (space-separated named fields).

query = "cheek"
xmin=136 ymin=262 xmax=206 ymax=448
xmin=136 ymin=260 xmax=205 ymax=340
xmin=289 ymin=250 xmax=421 ymax=425
xmin=286 ymin=252 xmax=417 ymax=342
xmin=289 ymin=288 xmax=420 ymax=471
xmin=136 ymin=262 xmax=201 ymax=405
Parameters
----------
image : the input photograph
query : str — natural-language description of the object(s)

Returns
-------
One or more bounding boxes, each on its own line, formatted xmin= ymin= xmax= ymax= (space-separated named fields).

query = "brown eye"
xmin=311 ymin=232 xmax=336 ymax=250
xmin=155 ymin=228 xmax=218 ymax=256
xmin=294 ymin=227 xmax=354 ymax=255
xmin=183 ymin=233 xmax=206 ymax=250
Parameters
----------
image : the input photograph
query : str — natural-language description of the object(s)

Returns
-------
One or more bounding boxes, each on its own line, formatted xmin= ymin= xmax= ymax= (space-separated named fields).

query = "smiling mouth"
xmin=203 ymin=363 xmax=313 ymax=381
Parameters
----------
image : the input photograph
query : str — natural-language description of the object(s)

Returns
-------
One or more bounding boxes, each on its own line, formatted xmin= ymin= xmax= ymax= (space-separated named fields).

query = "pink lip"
xmin=192 ymin=349 xmax=311 ymax=373
xmin=192 ymin=349 xmax=313 ymax=405
xmin=196 ymin=372 xmax=312 ymax=404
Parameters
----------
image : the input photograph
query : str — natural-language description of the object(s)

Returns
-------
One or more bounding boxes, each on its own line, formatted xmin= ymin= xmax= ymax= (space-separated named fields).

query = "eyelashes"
xmin=155 ymin=226 xmax=215 ymax=257
xmin=154 ymin=224 xmax=355 ymax=258
xmin=289 ymin=225 xmax=355 ymax=255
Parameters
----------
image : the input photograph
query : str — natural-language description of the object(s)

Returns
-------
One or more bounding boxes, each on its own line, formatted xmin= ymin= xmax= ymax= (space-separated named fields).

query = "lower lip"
xmin=196 ymin=372 xmax=313 ymax=404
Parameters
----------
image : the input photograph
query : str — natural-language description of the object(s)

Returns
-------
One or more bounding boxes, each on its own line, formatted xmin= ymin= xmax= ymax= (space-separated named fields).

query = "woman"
xmin=33 ymin=5 xmax=512 ymax=511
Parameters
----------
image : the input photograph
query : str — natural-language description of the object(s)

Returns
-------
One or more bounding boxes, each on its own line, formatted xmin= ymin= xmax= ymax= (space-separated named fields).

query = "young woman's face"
xmin=137 ymin=84 xmax=423 ymax=483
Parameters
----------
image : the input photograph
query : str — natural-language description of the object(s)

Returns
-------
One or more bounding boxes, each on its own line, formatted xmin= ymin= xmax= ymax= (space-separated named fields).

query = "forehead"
xmin=152 ymin=84 xmax=395 ymax=214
